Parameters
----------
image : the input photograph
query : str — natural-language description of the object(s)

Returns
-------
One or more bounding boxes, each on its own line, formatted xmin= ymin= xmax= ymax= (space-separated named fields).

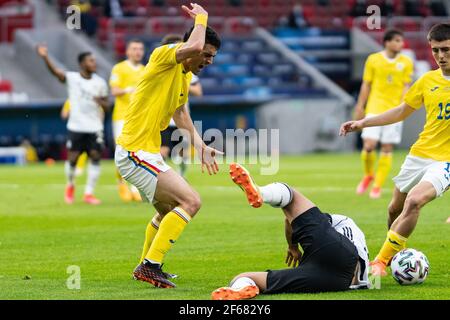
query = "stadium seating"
xmin=136 ymin=35 xmax=324 ymax=98
xmin=0 ymin=0 xmax=33 ymax=42
xmin=358 ymin=16 xmax=449 ymax=68
xmin=273 ymin=28 xmax=351 ymax=80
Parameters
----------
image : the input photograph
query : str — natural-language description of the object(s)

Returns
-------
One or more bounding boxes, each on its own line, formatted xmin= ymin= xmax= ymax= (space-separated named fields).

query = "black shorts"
xmin=161 ymin=126 xmax=177 ymax=150
xmin=265 ymin=207 xmax=359 ymax=294
xmin=66 ymin=130 xmax=105 ymax=153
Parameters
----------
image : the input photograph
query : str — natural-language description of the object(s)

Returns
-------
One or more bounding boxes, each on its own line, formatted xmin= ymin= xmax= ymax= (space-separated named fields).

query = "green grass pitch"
xmin=0 ymin=152 xmax=449 ymax=300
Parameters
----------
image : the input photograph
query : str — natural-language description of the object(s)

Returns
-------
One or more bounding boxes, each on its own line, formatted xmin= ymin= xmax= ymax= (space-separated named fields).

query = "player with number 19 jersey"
xmin=403 ymin=69 xmax=450 ymax=162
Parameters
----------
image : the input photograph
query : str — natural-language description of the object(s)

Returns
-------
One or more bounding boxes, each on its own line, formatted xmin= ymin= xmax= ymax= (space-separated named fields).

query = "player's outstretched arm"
xmin=176 ymin=3 xmax=208 ymax=63
xmin=173 ymin=104 xmax=223 ymax=175
xmin=340 ymin=102 xmax=416 ymax=136
xmin=36 ymin=44 xmax=66 ymax=83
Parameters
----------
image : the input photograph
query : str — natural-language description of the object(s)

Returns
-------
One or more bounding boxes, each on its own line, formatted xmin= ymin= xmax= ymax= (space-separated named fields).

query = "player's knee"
xmin=182 ymin=191 xmax=201 ymax=216
xmin=89 ymin=154 xmax=101 ymax=163
xmin=363 ymin=142 xmax=376 ymax=153
xmin=403 ymin=194 xmax=424 ymax=214
xmin=381 ymin=145 xmax=393 ymax=153
xmin=388 ymin=201 xmax=403 ymax=217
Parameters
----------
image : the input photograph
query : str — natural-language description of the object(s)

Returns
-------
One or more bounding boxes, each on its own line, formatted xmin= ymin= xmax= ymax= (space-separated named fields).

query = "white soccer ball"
xmin=391 ymin=249 xmax=430 ymax=285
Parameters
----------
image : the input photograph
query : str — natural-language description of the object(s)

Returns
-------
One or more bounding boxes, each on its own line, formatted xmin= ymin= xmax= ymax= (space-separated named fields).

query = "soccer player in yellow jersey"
xmin=115 ymin=3 xmax=222 ymax=288
xmin=353 ymin=30 xmax=414 ymax=199
xmin=109 ymin=39 xmax=146 ymax=202
xmin=340 ymin=23 xmax=450 ymax=276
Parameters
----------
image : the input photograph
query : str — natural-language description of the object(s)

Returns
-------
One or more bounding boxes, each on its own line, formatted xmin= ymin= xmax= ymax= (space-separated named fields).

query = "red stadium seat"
xmin=0 ymin=80 xmax=12 ymax=92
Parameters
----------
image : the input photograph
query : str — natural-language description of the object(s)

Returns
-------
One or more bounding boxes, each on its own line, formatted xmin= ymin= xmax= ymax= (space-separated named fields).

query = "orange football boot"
xmin=370 ymin=259 xmax=388 ymax=277
xmin=64 ymin=184 xmax=75 ymax=204
xmin=83 ymin=194 xmax=101 ymax=205
xmin=229 ymin=163 xmax=263 ymax=208
xmin=211 ymin=285 xmax=259 ymax=300
xmin=369 ymin=186 xmax=382 ymax=199
xmin=356 ymin=175 xmax=374 ymax=195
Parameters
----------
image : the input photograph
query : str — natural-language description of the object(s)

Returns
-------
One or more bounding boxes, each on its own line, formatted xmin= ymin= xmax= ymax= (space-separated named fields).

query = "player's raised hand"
xmin=181 ymin=2 xmax=208 ymax=19
xmin=201 ymin=145 xmax=223 ymax=175
xmin=339 ymin=120 xmax=364 ymax=136
xmin=286 ymin=245 xmax=302 ymax=268
xmin=36 ymin=44 xmax=48 ymax=58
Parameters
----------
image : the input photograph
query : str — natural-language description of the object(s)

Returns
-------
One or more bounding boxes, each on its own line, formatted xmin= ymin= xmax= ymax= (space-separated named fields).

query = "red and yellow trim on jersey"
xmin=127 ymin=151 xmax=161 ymax=177
xmin=172 ymin=207 xmax=191 ymax=224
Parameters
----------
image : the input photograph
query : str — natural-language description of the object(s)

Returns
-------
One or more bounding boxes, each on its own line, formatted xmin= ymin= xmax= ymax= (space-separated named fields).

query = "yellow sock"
xmin=139 ymin=217 xmax=160 ymax=263
xmin=374 ymin=152 xmax=393 ymax=188
xmin=145 ymin=207 xmax=191 ymax=264
xmin=376 ymin=230 xmax=407 ymax=265
xmin=361 ymin=150 xmax=376 ymax=176
xmin=76 ymin=152 xmax=88 ymax=170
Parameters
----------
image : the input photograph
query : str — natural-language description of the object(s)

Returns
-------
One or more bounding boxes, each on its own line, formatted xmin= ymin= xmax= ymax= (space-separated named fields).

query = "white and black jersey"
xmin=330 ymin=214 xmax=370 ymax=289
xmin=66 ymin=72 xmax=108 ymax=133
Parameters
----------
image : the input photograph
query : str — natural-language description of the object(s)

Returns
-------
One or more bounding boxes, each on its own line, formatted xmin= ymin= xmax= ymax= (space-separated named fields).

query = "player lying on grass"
xmin=340 ymin=23 xmax=450 ymax=277
xmin=115 ymin=3 xmax=222 ymax=288
xmin=211 ymin=163 xmax=369 ymax=300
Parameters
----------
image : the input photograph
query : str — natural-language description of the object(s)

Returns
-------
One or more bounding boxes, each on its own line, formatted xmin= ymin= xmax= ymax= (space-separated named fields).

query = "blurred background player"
xmin=340 ymin=23 xmax=450 ymax=276
xmin=61 ymin=99 xmax=89 ymax=177
xmin=212 ymin=163 xmax=369 ymax=300
xmin=115 ymin=3 xmax=222 ymax=288
xmin=109 ymin=39 xmax=146 ymax=202
xmin=37 ymin=45 xmax=109 ymax=205
xmin=353 ymin=29 xmax=414 ymax=199
xmin=159 ymin=34 xmax=203 ymax=178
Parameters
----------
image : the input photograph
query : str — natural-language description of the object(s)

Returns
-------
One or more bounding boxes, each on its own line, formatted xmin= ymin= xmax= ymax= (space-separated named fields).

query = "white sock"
xmin=230 ymin=277 xmax=256 ymax=290
xmin=65 ymin=161 xmax=76 ymax=185
xmin=84 ymin=162 xmax=101 ymax=195
xmin=260 ymin=183 xmax=293 ymax=208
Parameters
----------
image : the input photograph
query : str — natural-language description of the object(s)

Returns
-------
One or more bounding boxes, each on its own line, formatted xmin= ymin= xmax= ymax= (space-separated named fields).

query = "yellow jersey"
xmin=404 ymin=69 xmax=450 ymax=161
xmin=363 ymin=52 xmax=414 ymax=115
xmin=62 ymin=99 xmax=70 ymax=112
xmin=109 ymin=60 xmax=145 ymax=121
xmin=117 ymin=43 xmax=192 ymax=153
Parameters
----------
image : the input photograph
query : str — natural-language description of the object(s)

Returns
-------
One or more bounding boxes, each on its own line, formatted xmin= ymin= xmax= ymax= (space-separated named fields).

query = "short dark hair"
xmin=427 ymin=23 xmax=450 ymax=42
xmin=383 ymin=29 xmax=403 ymax=43
xmin=183 ymin=26 xmax=221 ymax=50
xmin=78 ymin=52 xmax=92 ymax=64
xmin=127 ymin=39 xmax=144 ymax=47
xmin=161 ymin=34 xmax=183 ymax=45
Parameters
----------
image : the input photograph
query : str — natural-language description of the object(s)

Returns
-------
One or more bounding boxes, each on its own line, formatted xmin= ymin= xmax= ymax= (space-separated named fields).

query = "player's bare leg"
xmin=83 ymin=149 xmax=102 ymax=205
xmin=64 ymin=150 xmax=81 ymax=204
xmin=390 ymin=182 xmax=436 ymax=236
xmin=357 ymin=139 xmax=377 ymax=195
xmin=387 ymin=187 xmax=407 ymax=228
xmin=370 ymin=144 xmax=394 ymax=199
xmin=133 ymin=169 xmax=201 ymax=288
xmin=371 ymin=181 xmax=436 ymax=276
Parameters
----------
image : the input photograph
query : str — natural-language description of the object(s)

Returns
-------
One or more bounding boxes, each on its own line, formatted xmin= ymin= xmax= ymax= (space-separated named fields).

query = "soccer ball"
xmin=391 ymin=249 xmax=430 ymax=285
